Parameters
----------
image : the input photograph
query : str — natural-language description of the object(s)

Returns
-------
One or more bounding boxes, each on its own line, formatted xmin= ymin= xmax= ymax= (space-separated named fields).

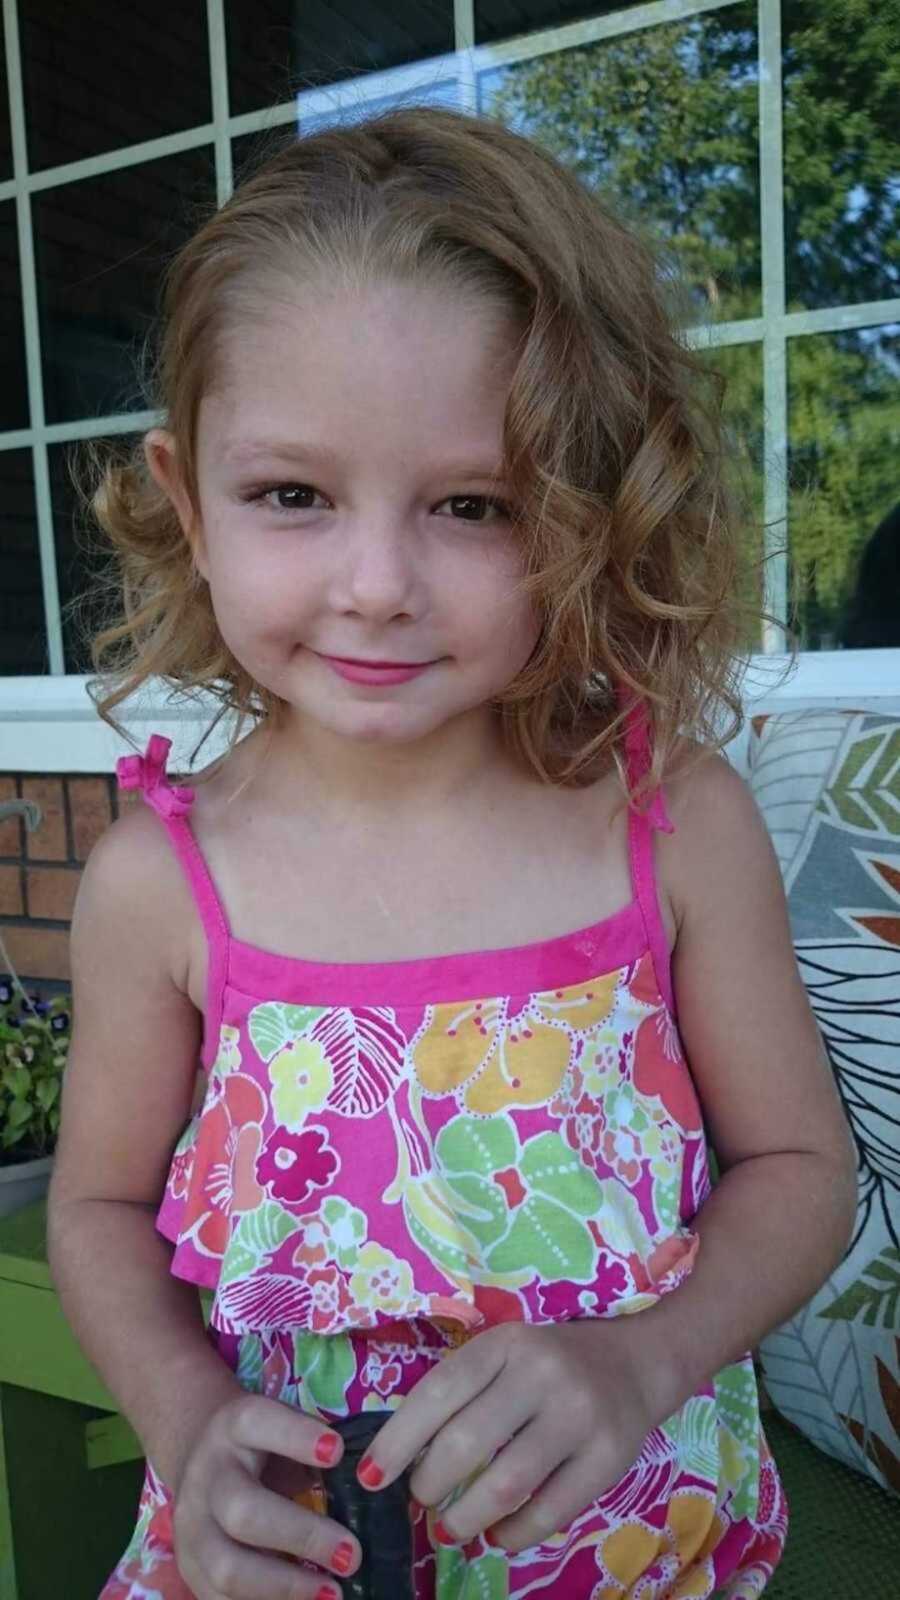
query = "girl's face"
xmin=148 ymin=278 xmax=540 ymax=750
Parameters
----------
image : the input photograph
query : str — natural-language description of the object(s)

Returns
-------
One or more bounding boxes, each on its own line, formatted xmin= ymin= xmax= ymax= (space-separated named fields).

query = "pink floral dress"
xmin=100 ymin=710 xmax=786 ymax=1599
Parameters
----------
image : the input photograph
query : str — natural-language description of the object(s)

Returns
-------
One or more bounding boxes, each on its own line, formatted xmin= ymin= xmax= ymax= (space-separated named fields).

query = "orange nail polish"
xmin=433 ymin=1518 xmax=458 ymax=1546
xmin=315 ymin=1586 xmax=338 ymax=1600
xmin=357 ymin=1454 xmax=384 ymax=1488
xmin=331 ymin=1539 xmax=355 ymax=1574
xmin=314 ymin=1432 xmax=340 ymax=1466
xmin=483 ymin=1526 xmax=502 ymax=1547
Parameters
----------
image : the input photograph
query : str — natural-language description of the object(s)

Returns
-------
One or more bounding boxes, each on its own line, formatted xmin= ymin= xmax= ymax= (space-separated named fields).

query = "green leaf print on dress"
xmin=219 ymin=1199 xmax=298 ymax=1287
xmin=436 ymin=1545 xmax=507 ymax=1600
xmin=294 ymin=1330 xmax=356 ymax=1414
xmin=434 ymin=1116 xmax=604 ymax=1285
xmin=715 ymin=1361 xmax=762 ymax=1521
xmin=249 ymin=1002 xmax=326 ymax=1062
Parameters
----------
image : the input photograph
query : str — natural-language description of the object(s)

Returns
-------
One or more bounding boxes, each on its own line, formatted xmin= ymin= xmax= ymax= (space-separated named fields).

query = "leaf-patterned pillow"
xmin=749 ymin=709 xmax=899 ymax=1497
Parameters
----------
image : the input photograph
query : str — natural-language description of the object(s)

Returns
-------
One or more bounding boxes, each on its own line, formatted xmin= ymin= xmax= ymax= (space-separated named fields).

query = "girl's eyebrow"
xmin=221 ymin=439 xmax=342 ymax=468
xmin=220 ymin=439 xmax=508 ymax=481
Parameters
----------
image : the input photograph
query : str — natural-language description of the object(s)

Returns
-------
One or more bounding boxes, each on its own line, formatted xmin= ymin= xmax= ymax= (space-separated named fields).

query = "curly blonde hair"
xmin=85 ymin=104 xmax=771 ymax=804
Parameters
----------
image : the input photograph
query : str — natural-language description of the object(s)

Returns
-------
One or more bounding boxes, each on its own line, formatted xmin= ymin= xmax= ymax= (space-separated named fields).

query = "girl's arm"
xmin=350 ymin=750 xmax=857 ymax=1551
xmin=47 ymin=808 xmax=242 ymax=1491
xmin=612 ymin=746 xmax=858 ymax=1425
xmin=49 ymin=809 xmax=364 ymax=1596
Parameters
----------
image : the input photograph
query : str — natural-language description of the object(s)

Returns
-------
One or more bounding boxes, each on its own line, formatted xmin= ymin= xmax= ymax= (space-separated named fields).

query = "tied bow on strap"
xmin=116 ymin=734 xmax=195 ymax=819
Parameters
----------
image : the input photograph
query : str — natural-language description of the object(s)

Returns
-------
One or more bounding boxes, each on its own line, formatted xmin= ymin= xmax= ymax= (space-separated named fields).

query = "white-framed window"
xmin=1 ymin=0 xmax=898 ymax=771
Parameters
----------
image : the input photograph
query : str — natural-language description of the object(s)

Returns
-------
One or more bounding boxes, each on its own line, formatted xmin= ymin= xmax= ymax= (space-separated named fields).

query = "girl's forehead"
xmin=199 ymin=281 xmax=518 ymax=457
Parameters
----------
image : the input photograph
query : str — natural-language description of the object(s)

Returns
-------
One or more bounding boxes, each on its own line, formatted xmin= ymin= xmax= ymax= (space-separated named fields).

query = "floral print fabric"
xmin=102 ymin=946 xmax=786 ymax=1598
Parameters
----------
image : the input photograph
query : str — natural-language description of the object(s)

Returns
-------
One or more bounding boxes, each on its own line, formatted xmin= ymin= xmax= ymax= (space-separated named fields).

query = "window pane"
xmin=226 ymin=0 xmax=454 ymax=118
xmin=20 ymin=1 xmax=211 ymax=173
xmin=788 ymin=325 xmax=900 ymax=650
xmin=0 ymin=450 xmax=47 ymax=674
xmin=479 ymin=1 xmax=760 ymax=325
xmin=49 ymin=437 xmax=132 ymax=675
xmin=0 ymin=202 xmax=29 ymax=431
xmin=783 ymin=0 xmax=899 ymax=311
xmin=33 ymin=149 xmax=216 ymax=425
xmin=700 ymin=340 xmax=766 ymax=653
xmin=231 ymin=72 xmax=460 ymax=184
xmin=0 ymin=23 xmax=12 ymax=180
xmin=476 ymin=2 xmax=648 ymax=45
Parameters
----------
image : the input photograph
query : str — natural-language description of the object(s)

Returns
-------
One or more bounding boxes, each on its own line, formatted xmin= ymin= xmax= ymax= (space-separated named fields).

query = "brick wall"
xmin=0 ymin=771 xmax=128 ymax=990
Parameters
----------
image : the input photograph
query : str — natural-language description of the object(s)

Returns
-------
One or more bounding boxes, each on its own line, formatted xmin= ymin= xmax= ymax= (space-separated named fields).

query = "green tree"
xmin=486 ymin=0 xmax=900 ymax=647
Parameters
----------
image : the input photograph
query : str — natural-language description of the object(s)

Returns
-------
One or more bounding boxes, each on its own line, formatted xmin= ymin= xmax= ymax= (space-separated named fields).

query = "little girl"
xmin=48 ymin=106 xmax=856 ymax=1600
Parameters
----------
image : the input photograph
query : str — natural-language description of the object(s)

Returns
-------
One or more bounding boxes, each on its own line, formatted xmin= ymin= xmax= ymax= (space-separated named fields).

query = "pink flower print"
xmin=261 ymin=1340 xmax=293 ymax=1400
xmin=168 ymin=1139 xmax=194 ymax=1202
xmin=306 ymin=1263 xmax=355 ymax=1332
xmin=646 ymin=1230 xmax=699 ymax=1291
xmin=599 ymin=1123 xmax=643 ymax=1185
xmin=179 ymin=1074 xmax=265 ymax=1260
xmin=256 ymin=1124 xmax=339 ymax=1205
xmin=561 ymin=1087 xmax=605 ymax=1165
xmin=538 ymin=1251 xmax=629 ymax=1320
xmin=472 ymin=1284 xmax=525 ymax=1326
xmin=364 ymin=1347 xmax=404 ymax=1398
xmin=633 ymin=1007 xmax=702 ymax=1132
xmin=291 ymin=1214 xmax=331 ymax=1269
xmin=105 ymin=1498 xmax=193 ymax=1598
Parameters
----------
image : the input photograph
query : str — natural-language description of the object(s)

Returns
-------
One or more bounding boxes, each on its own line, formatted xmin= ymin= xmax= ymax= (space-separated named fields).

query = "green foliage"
xmin=0 ymin=979 xmax=70 ymax=1163
xmin=486 ymin=1 xmax=900 ymax=646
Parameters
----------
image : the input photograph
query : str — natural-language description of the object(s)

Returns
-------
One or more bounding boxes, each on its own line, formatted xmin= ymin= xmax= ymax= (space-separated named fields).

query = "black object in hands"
xmin=322 ymin=1412 xmax=415 ymax=1600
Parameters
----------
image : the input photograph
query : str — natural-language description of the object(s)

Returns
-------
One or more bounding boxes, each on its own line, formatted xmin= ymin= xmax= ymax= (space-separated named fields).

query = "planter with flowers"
xmin=0 ymin=976 xmax=71 ymax=1217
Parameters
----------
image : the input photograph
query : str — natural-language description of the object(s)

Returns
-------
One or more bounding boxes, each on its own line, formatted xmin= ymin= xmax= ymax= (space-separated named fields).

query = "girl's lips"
xmin=317 ymin=653 xmax=436 ymax=686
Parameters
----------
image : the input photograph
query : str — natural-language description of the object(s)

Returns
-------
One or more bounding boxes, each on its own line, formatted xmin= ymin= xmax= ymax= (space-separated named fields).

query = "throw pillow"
xmin=748 ymin=708 xmax=899 ymax=1497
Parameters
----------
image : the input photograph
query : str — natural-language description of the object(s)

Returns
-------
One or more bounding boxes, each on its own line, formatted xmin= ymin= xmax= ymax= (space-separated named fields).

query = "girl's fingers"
xmin=226 ymin=1394 xmax=344 ymax=1471
xmin=200 ymin=1531 xmax=344 ymax=1600
xmin=408 ymin=1368 xmax=536 ymax=1512
xmin=360 ymin=1326 xmax=511 ymax=1488
xmin=478 ymin=1446 xmax=609 ymax=1555
xmin=426 ymin=1416 xmax=568 ymax=1547
xmin=212 ymin=1470 xmax=361 ymax=1578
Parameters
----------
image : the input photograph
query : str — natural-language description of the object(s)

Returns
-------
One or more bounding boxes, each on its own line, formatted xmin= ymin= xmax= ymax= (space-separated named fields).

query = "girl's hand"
xmin=172 ymin=1392 xmax=362 ymax=1599
xmin=356 ymin=1319 xmax=659 ymax=1553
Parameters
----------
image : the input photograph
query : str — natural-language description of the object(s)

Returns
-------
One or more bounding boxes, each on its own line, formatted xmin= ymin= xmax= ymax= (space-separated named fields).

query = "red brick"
xmin=1 ymin=924 xmax=70 ymax=983
xmin=0 ymin=777 xmax=22 ymax=856
xmin=69 ymin=777 xmax=113 ymax=861
xmin=26 ymin=865 xmax=81 ymax=922
xmin=0 ymin=863 xmax=24 ymax=915
xmin=22 ymin=778 xmax=67 ymax=861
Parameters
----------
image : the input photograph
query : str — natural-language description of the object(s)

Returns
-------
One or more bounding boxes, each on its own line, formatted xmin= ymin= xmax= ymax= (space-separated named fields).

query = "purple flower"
xmin=50 ymin=1012 xmax=69 ymax=1032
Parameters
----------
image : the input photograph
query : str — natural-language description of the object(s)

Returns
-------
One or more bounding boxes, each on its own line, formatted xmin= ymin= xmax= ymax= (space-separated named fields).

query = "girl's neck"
xmin=236 ymin=703 xmax=525 ymax=829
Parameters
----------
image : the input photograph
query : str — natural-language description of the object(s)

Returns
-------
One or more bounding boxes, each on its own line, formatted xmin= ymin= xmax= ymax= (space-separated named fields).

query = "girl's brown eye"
xmin=271 ymin=485 xmax=317 ymax=510
xmin=443 ymin=495 xmax=509 ymax=523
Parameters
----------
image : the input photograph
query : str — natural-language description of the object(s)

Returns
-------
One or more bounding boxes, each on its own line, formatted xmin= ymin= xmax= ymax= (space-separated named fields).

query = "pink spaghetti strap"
xmin=618 ymin=693 xmax=677 ymax=1018
xmin=117 ymin=734 xmax=228 ymax=1070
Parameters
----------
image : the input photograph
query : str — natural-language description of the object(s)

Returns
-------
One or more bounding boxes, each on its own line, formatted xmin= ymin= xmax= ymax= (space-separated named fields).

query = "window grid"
xmin=1 ymin=0 xmax=898 ymax=682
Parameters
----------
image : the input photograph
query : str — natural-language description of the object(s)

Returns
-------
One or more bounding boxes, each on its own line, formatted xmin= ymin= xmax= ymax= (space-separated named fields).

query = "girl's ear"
xmin=144 ymin=428 xmax=209 ymax=581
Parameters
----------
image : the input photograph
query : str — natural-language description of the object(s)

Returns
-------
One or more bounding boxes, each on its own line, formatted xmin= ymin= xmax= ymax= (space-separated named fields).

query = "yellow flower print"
xmin=600 ymin=1493 xmax=720 ymax=1597
xmin=601 ymin=1522 xmax=662 ymax=1588
xmin=349 ymin=1242 xmax=416 ymax=1314
xmin=412 ymin=974 xmax=620 ymax=1114
xmin=269 ymin=1037 xmax=333 ymax=1130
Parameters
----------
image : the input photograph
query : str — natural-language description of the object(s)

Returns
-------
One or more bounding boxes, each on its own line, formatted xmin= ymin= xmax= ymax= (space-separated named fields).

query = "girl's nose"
xmin=335 ymin=518 xmax=423 ymax=622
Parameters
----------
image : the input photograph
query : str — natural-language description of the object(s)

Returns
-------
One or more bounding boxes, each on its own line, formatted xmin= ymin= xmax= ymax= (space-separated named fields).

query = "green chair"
xmin=1 ymin=1200 xmax=898 ymax=1598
